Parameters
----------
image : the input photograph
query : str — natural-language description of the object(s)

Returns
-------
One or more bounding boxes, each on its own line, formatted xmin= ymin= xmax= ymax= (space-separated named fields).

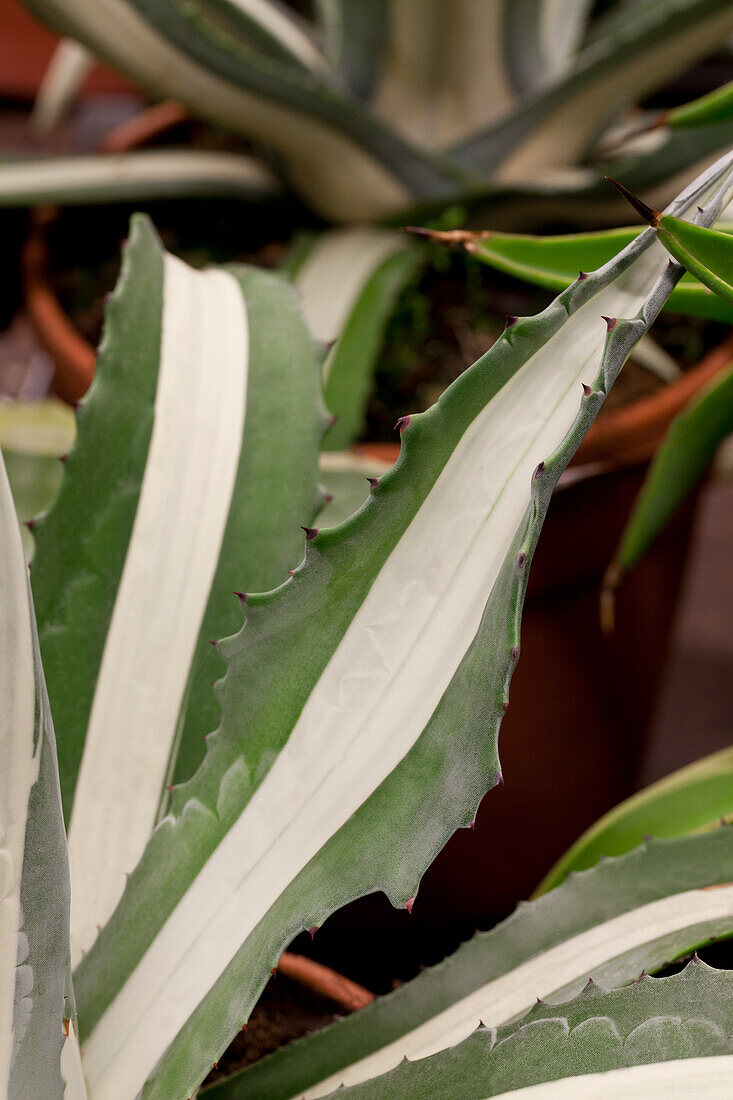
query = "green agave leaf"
xmin=288 ymin=228 xmax=425 ymax=450
xmin=23 ymin=0 xmax=462 ymax=220
xmin=657 ymin=216 xmax=733 ymax=304
xmin=609 ymin=177 xmax=733 ymax=304
xmin=667 ymin=79 xmax=733 ymax=130
xmin=0 ymin=149 xmax=279 ymax=206
xmin=0 ymin=447 xmax=84 ymax=1098
xmin=69 ymin=152 xmax=733 ymax=1100
xmin=606 ymin=364 xmax=733 ymax=590
xmin=450 ymin=0 xmax=733 ymax=178
xmin=537 ymin=749 xmax=733 ymax=897
xmin=202 ymin=829 xmax=733 ymax=1099
xmin=30 ymin=214 xmax=325 ymax=967
xmin=467 ymin=225 xmax=733 ymax=322
xmin=323 ymin=960 xmax=733 ymax=1099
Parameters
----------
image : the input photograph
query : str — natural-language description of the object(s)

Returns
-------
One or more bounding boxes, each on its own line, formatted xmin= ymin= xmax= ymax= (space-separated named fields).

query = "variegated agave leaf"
xmin=0 ymin=449 xmax=84 ymax=1098
xmin=69 ymin=152 xmax=733 ymax=1100
xmin=206 ymin=829 xmax=733 ymax=1099
xmin=30 ymin=214 xmax=326 ymax=964
xmin=451 ymin=0 xmax=733 ymax=180
xmin=0 ymin=150 xmax=279 ymax=207
xmin=319 ymin=960 xmax=733 ymax=1099
xmin=21 ymin=0 xmax=463 ymax=221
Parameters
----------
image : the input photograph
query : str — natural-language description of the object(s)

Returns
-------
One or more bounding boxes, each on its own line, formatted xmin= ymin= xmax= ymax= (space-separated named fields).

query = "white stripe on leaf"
xmin=68 ymin=256 xmax=248 ymax=963
xmin=487 ymin=1056 xmax=733 ymax=1099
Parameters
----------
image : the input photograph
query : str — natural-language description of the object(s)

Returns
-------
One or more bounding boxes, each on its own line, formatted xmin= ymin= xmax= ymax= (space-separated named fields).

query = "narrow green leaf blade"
xmin=537 ymin=748 xmax=733 ymax=896
xmin=202 ymin=830 xmax=733 ymax=1100
xmin=469 ymin=226 xmax=733 ymax=322
xmin=656 ymin=215 xmax=733 ymax=305
xmin=70 ymin=152 xmax=733 ymax=1100
xmin=327 ymin=960 xmax=733 ymax=1099
xmin=611 ymin=363 xmax=733 ymax=577
xmin=668 ymin=78 xmax=733 ymax=129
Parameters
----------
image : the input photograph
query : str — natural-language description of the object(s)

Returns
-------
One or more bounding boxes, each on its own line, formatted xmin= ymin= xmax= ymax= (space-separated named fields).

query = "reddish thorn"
xmin=604 ymin=177 xmax=659 ymax=226
xmin=288 ymin=570 xmax=295 ymax=576
xmin=209 ymin=639 xmax=218 ymax=647
xmin=213 ymin=1062 xmax=218 ymax=1070
xmin=23 ymin=518 xmax=35 ymax=531
xmin=577 ymin=270 xmax=588 ymax=281
xmin=394 ymin=415 xmax=411 ymax=433
xmin=404 ymin=897 xmax=415 ymax=915
xmin=301 ymin=526 xmax=319 ymax=541
xmin=241 ymin=1023 xmax=248 ymax=1032
xmin=502 ymin=701 xmax=509 ymax=713
xmin=510 ymin=645 xmax=519 ymax=660
xmin=323 ymin=493 xmax=333 ymax=505
xmin=534 ymin=461 xmax=545 ymax=479
xmin=466 ymin=818 xmax=476 ymax=831
xmin=517 ymin=552 xmax=526 ymax=568
xmin=59 ymin=453 xmax=67 ymax=464
xmin=327 ymin=414 xmax=338 ymax=428
xmin=601 ymin=316 xmax=617 ymax=331
xmin=367 ymin=477 xmax=379 ymax=489
xmin=233 ymin=591 xmax=247 ymax=603
xmin=582 ymin=382 xmax=592 ymax=396
xmin=165 ymin=785 xmax=175 ymax=792
xmin=495 ymin=769 xmax=504 ymax=786
xmin=697 ymin=206 xmax=704 ymax=214
xmin=504 ymin=315 xmax=518 ymax=329
xmin=271 ymin=967 xmax=277 ymax=978
xmin=308 ymin=926 xmax=319 ymax=940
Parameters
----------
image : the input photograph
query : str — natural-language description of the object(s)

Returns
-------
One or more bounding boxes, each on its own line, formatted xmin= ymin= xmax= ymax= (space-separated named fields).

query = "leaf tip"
xmin=605 ymin=177 xmax=660 ymax=226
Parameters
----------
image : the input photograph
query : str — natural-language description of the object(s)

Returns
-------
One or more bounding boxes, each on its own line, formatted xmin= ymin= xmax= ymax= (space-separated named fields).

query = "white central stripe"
xmin=82 ymin=241 xmax=671 ymax=1098
xmin=488 ymin=1056 xmax=733 ymax=1098
xmin=68 ymin=257 xmax=248 ymax=964
xmin=0 ymin=457 xmax=41 ymax=1090
xmin=304 ymin=884 xmax=733 ymax=1097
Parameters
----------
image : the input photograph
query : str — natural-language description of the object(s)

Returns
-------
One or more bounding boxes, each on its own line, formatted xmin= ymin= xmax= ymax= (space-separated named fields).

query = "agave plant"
xmin=1 ymin=123 xmax=733 ymax=1100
